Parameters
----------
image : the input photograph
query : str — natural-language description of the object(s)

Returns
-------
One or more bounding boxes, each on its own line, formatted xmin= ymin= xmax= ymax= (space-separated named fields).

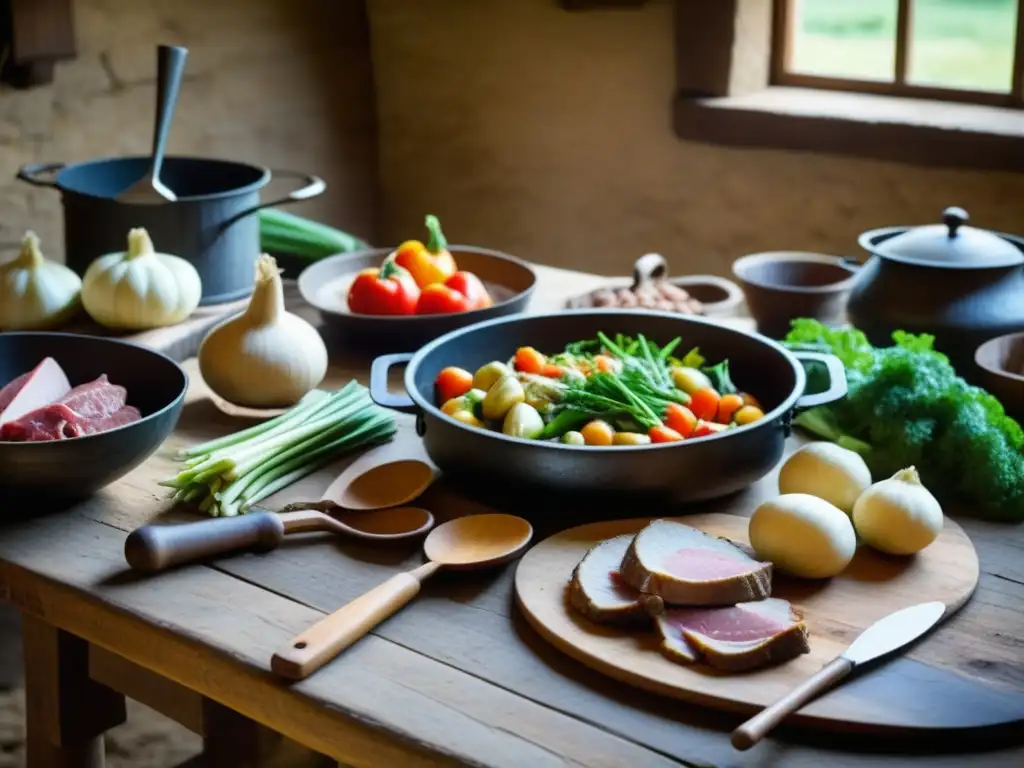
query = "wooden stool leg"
xmin=21 ymin=614 xmax=127 ymax=768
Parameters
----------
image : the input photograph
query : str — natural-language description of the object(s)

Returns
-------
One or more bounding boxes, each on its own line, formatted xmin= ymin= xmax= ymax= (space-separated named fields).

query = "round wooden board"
xmin=515 ymin=513 xmax=982 ymax=733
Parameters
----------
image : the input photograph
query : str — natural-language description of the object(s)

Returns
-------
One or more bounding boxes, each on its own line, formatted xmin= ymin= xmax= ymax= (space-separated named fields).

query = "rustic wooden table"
xmin=0 ymin=265 xmax=1021 ymax=768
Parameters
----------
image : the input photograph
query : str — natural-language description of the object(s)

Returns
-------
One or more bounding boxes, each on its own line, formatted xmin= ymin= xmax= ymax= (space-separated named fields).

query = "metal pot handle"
xmin=791 ymin=351 xmax=847 ymax=409
xmin=17 ymin=162 xmax=65 ymax=188
xmin=370 ymin=353 xmax=417 ymax=412
xmin=220 ymin=169 xmax=327 ymax=230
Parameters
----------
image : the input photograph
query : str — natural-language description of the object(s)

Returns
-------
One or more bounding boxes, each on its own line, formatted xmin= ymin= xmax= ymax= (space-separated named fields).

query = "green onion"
xmin=259 ymin=209 xmax=370 ymax=261
xmin=162 ymin=381 xmax=396 ymax=517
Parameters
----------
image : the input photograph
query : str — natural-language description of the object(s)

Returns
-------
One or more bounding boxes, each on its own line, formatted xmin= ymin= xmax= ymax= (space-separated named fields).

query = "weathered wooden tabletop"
xmin=0 ymin=265 xmax=1022 ymax=768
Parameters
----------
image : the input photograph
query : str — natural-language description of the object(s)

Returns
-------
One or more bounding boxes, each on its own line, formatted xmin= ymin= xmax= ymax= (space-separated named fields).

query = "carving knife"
xmin=731 ymin=601 xmax=947 ymax=750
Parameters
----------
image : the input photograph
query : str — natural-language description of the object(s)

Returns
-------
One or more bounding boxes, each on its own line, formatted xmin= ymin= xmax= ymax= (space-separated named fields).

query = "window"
xmin=772 ymin=0 xmax=1024 ymax=106
xmin=671 ymin=0 xmax=1024 ymax=171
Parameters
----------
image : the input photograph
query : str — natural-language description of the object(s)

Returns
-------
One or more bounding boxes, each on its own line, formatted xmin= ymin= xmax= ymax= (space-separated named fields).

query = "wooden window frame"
xmin=672 ymin=0 xmax=1024 ymax=172
xmin=771 ymin=0 xmax=1024 ymax=108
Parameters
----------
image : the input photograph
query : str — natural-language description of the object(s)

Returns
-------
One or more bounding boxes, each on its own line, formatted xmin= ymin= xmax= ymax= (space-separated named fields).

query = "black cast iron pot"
xmin=17 ymin=156 xmax=325 ymax=305
xmin=370 ymin=310 xmax=846 ymax=506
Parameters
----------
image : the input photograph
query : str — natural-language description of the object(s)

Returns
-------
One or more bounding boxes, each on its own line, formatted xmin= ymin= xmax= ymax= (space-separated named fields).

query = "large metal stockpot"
xmin=370 ymin=310 xmax=846 ymax=506
xmin=17 ymin=156 xmax=325 ymax=305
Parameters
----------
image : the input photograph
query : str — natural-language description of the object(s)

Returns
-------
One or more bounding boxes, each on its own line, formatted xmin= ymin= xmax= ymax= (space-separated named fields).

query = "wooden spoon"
xmin=325 ymin=458 xmax=438 ymax=511
xmin=271 ymin=514 xmax=534 ymax=680
xmin=124 ymin=506 xmax=435 ymax=573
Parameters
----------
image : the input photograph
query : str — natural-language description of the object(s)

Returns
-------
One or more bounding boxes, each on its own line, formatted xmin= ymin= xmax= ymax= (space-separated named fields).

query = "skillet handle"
xmin=370 ymin=353 xmax=417 ymax=412
xmin=791 ymin=352 xmax=847 ymax=409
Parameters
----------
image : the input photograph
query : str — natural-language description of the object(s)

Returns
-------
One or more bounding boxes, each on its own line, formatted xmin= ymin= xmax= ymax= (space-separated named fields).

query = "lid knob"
xmin=942 ymin=206 xmax=969 ymax=238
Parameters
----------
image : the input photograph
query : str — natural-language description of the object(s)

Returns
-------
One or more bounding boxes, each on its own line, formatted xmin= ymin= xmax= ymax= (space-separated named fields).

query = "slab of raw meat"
xmin=0 ymin=358 xmax=71 ymax=426
xmin=568 ymin=535 xmax=663 ymax=625
xmin=619 ymin=519 xmax=772 ymax=606
xmin=0 ymin=375 xmax=135 ymax=442
xmin=655 ymin=598 xmax=809 ymax=672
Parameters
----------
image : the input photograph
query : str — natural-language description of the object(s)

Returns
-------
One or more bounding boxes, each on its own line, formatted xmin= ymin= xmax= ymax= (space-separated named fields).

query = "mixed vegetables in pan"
xmin=433 ymin=333 xmax=766 ymax=446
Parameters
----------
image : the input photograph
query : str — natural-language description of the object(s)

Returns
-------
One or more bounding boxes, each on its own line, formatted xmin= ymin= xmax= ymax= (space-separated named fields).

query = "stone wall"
xmin=0 ymin=0 xmax=377 ymax=263
xmin=368 ymin=0 xmax=1024 ymax=276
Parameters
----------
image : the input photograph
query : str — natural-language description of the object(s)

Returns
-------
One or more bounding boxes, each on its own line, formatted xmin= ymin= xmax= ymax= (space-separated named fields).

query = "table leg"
xmin=200 ymin=699 xmax=335 ymax=767
xmin=21 ymin=614 xmax=126 ymax=768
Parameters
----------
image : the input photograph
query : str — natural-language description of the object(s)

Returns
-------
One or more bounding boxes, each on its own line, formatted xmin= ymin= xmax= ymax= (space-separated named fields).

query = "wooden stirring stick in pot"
xmin=271 ymin=514 xmax=533 ymax=680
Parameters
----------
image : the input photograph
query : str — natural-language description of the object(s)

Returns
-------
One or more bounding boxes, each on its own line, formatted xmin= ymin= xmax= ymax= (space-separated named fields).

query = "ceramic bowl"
xmin=732 ymin=251 xmax=858 ymax=339
xmin=298 ymin=246 xmax=537 ymax=351
xmin=975 ymin=332 xmax=1024 ymax=421
xmin=0 ymin=333 xmax=188 ymax=502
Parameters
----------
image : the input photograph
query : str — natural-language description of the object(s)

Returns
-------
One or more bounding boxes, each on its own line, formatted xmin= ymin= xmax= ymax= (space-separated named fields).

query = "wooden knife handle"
xmin=271 ymin=561 xmax=441 ymax=680
xmin=731 ymin=656 xmax=854 ymax=750
xmin=124 ymin=512 xmax=286 ymax=573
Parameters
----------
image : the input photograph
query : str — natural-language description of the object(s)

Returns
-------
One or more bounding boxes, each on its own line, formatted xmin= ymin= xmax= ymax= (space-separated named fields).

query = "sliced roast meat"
xmin=654 ymin=598 xmax=809 ymax=672
xmin=619 ymin=519 xmax=772 ymax=606
xmin=0 ymin=375 xmax=135 ymax=442
xmin=0 ymin=357 xmax=71 ymax=426
xmin=568 ymin=535 xmax=663 ymax=625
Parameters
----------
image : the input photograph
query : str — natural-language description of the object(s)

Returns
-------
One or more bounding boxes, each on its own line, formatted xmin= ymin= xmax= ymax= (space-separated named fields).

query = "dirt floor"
xmin=0 ymin=606 xmax=202 ymax=767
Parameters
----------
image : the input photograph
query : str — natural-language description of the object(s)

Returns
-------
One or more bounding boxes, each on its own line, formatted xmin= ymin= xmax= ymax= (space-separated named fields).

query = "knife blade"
xmin=842 ymin=601 xmax=946 ymax=665
xmin=731 ymin=601 xmax=948 ymax=750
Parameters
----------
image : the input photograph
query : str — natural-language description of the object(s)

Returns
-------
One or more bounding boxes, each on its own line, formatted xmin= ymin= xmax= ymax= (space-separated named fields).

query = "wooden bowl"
xmin=732 ymin=252 xmax=858 ymax=339
xmin=298 ymin=246 xmax=537 ymax=351
xmin=975 ymin=332 xmax=1024 ymax=421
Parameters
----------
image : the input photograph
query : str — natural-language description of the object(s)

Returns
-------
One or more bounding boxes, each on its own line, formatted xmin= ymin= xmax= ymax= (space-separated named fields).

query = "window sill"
xmin=673 ymin=87 xmax=1024 ymax=173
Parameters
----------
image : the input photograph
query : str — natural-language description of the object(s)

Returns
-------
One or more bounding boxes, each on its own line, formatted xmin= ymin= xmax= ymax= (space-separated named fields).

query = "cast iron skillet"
xmin=370 ymin=310 xmax=846 ymax=506
xmin=0 ymin=333 xmax=188 ymax=502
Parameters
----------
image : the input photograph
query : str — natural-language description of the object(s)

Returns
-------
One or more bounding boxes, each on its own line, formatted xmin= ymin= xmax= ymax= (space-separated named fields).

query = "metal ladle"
xmin=117 ymin=45 xmax=188 ymax=203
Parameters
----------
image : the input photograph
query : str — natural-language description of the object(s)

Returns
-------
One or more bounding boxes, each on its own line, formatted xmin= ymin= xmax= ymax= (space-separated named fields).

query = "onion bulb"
xmin=852 ymin=467 xmax=943 ymax=555
xmin=199 ymin=255 xmax=328 ymax=408
xmin=778 ymin=441 xmax=872 ymax=514
xmin=749 ymin=493 xmax=857 ymax=579
xmin=0 ymin=231 xmax=82 ymax=330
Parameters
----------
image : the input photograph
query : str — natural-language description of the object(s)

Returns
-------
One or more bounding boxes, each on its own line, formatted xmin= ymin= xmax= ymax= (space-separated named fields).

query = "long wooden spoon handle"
xmin=124 ymin=512 xmax=286 ymax=573
xmin=271 ymin=561 xmax=442 ymax=680
xmin=731 ymin=656 xmax=854 ymax=750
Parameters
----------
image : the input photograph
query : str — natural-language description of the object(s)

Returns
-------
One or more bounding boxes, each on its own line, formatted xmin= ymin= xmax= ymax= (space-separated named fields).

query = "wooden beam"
xmin=1013 ymin=0 xmax=1024 ymax=103
xmin=675 ymin=0 xmax=773 ymax=98
xmin=894 ymin=0 xmax=911 ymax=85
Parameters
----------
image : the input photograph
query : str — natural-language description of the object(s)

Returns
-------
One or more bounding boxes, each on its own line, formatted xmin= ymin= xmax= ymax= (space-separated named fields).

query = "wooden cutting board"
xmin=514 ymin=513 xmax=997 ymax=734
xmin=58 ymin=298 xmax=246 ymax=362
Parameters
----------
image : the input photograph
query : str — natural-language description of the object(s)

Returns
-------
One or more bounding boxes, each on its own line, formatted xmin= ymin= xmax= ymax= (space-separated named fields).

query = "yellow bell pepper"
xmin=394 ymin=214 xmax=458 ymax=288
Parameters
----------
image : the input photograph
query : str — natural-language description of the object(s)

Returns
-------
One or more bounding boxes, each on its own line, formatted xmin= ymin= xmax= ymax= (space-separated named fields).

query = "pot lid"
xmin=864 ymin=207 xmax=1024 ymax=269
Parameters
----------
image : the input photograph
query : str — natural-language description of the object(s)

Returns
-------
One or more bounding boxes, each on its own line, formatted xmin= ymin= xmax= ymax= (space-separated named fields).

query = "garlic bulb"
xmin=779 ymin=442 xmax=872 ymax=514
xmin=852 ymin=467 xmax=944 ymax=555
xmin=82 ymin=228 xmax=202 ymax=330
xmin=0 ymin=231 xmax=81 ymax=330
xmin=199 ymin=254 xmax=328 ymax=408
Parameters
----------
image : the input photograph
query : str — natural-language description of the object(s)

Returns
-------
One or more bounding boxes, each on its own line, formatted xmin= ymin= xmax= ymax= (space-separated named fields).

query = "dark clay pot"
xmin=370 ymin=310 xmax=846 ymax=507
xmin=846 ymin=207 xmax=1024 ymax=381
xmin=17 ymin=156 xmax=325 ymax=306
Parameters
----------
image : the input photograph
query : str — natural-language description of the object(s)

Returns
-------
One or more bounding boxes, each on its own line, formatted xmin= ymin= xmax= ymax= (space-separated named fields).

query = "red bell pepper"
xmin=347 ymin=258 xmax=420 ymax=315
xmin=444 ymin=271 xmax=493 ymax=310
xmin=415 ymin=283 xmax=472 ymax=315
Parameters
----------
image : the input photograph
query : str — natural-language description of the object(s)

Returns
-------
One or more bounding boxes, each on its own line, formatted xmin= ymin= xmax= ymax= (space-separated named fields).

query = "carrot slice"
xmin=435 ymin=367 xmax=473 ymax=404
xmin=648 ymin=425 xmax=684 ymax=443
xmin=716 ymin=393 xmax=744 ymax=424
xmin=664 ymin=403 xmax=697 ymax=437
xmin=689 ymin=387 xmax=721 ymax=422
xmin=515 ymin=346 xmax=546 ymax=374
